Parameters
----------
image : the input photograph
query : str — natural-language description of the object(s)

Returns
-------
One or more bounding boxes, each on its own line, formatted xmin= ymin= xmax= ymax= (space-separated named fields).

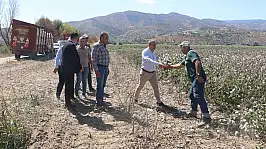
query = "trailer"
xmin=63 ymin=33 xmax=70 ymax=40
xmin=11 ymin=19 xmax=54 ymax=59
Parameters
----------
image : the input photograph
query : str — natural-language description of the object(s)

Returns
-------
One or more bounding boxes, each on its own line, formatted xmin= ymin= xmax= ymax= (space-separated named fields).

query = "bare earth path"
xmin=0 ymin=53 xmax=264 ymax=149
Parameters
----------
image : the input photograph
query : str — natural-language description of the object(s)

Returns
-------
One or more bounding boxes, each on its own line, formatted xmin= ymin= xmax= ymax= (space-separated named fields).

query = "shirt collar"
xmin=148 ymin=48 xmax=155 ymax=53
xmin=98 ymin=41 xmax=107 ymax=48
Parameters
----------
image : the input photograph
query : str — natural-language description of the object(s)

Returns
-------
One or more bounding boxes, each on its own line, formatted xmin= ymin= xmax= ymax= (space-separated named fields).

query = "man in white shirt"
xmin=134 ymin=40 xmax=166 ymax=107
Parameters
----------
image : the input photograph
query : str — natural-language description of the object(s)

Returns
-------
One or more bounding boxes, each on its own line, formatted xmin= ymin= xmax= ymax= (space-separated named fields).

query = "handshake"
xmin=159 ymin=63 xmax=172 ymax=70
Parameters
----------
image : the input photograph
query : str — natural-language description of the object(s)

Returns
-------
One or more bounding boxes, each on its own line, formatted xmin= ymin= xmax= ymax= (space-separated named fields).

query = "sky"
xmin=6 ymin=0 xmax=266 ymax=24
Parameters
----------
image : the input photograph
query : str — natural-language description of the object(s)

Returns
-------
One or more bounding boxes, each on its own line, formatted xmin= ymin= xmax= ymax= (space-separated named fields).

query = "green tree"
xmin=35 ymin=16 xmax=53 ymax=29
xmin=61 ymin=23 xmax=79 ymax=35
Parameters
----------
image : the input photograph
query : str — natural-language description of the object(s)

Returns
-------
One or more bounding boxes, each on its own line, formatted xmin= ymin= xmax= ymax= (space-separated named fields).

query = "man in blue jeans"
xmin=75 ymin=35 xmax=90 ymax=97
xmin=91 ymin=32 xmax=110 ymax=107
xmin=166 ymin=41 xmax=211 ymax=126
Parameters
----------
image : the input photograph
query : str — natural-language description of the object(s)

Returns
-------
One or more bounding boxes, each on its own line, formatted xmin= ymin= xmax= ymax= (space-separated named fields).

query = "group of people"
xmin=53 ymin=32 xmax=110 ymax=109
xmin=53 ymin=32 xmax=211 ymax=126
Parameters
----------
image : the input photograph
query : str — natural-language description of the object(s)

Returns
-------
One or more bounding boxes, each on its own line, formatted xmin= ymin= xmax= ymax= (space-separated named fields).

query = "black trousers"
xmin=56 ymin=67 xmax=65 ymax=96
xmin=65 ymin=73 xmax=74 ymax=105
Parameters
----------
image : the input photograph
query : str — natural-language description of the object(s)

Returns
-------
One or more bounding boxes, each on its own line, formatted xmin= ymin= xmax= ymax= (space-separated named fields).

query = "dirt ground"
xmin=0 ymin=53 xmax=265 ymax=149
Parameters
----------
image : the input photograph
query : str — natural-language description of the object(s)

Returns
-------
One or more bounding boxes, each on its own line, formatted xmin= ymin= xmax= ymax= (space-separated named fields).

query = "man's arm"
xmin=166 ymin=58 xmax=185 ymax=69
xmin=169 ymin=63 xmax=185 ymax=69
xmin=194 ymin=59 xmax=204 ymax=83
xmin=74 ymin=45 xmax=82 ymax=72
xmin=92 ymin=47 xmax=99 ymax=72
xmin=195 ymin=60 xmax=201 ymax=75
xmin=189 ymin=51 xmax=204 ymax=83
xmin=142 ymin=50 xmax=166 ymax=68
xmin=53 ymin=48 xmax=63 ymax=73
xmin=55 ymin=47 xmax=62 ymax=69
xmin=88 ymin=48 xmax=93 ymax=71
xmin=142 ymin=51 xmax=161 ymax=65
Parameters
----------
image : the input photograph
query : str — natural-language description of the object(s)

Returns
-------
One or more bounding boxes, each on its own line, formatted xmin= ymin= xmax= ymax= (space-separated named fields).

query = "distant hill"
xmin=225 ymin=20 xmax=266 ymax=31
xmin=67 ymin=11 xmax=266 ymax=44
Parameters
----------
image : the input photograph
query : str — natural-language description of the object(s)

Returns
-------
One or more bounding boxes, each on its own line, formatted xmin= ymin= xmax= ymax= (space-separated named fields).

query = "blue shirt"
xmin=55 ymin=47 xmax=62 ymax=68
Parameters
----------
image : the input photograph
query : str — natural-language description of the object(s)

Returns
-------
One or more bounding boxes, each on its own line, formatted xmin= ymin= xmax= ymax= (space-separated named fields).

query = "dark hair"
xmin=100 ymin=32 xmax=108 ymax=40
xmin=70 ymin=32 xmax=79 ymax=39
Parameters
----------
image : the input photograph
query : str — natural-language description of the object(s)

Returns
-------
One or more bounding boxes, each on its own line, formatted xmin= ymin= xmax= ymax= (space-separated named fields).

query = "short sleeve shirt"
xmin=77 ymin=46 xmax=89 ymax=67
xmin=181 ymin=50 xmax=206 ymax=82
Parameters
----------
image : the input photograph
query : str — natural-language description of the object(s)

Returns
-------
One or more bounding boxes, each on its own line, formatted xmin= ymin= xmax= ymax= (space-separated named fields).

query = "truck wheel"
xmin=15 ymin=54 xmax=21 ymax=59
xmin=30 ymin=52 xmax=37 ymax=60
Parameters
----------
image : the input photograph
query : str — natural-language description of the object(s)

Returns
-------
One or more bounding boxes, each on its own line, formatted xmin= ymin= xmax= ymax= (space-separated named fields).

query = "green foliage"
xmin=0 ymin=110 xmax=30 ymax=149
xmin=35 ymin=17 xmax=78 ymax=41
xmin=62 ymin=23 xmax=77 ymax=34
xmin=0 ymin=45 xmax=10 ymax=53
xmin=35 ymin=16 xmax=53 ymax=29
xmin=256 ymin=146 xmax=266 ymax=149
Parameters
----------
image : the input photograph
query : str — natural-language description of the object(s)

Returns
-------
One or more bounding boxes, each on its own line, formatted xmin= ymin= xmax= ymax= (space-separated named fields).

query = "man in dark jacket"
xmin=61 ymin=33 xmax=82 ymax=108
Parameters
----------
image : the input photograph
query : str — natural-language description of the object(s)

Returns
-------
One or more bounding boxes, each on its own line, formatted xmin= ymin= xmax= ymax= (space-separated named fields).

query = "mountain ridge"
xmin=67 ymin=11 xmax=266 ymax=44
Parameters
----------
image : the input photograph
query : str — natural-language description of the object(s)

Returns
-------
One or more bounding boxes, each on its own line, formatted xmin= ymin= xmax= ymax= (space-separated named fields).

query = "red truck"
xmin=63 ymin=33 xmax=70 ymax=40
xmin=11 ymin=19 xmax=54 ymax=59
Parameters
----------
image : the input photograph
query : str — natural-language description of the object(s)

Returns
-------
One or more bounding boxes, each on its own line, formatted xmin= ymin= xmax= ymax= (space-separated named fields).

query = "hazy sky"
xmin=9 ymin=0 xmax=266 ymax=23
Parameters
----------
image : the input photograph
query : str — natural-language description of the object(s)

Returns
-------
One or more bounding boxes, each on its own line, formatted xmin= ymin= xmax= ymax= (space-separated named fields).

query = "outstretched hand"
xmin=53 ymin=68 xmax=58 ymax=74
xmin=159 ymin=64 xmax=172 ymax=70
xmin=159 ymin=63 xmax=167 ymax=69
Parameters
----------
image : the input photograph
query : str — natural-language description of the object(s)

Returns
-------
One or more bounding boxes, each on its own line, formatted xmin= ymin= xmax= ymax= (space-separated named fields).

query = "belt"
xmin=142 ymin=68 xmax=155 ymax=73
xmin=98 ymin=64 xmax=108 ymax=68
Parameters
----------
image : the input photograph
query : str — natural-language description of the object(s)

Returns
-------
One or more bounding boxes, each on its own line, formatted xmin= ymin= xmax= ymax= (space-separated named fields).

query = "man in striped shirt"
xmin=91 ymin=32 xmax=110 ymax=106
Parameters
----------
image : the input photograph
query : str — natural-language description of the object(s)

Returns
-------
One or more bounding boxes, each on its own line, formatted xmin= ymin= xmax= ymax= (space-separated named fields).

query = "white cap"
xmin=179 ymin=41 xmax=190 ymax=47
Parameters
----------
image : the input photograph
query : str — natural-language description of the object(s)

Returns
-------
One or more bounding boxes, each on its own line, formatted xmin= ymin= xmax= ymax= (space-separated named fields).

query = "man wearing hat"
xmin=74 ymin=35 xmax=91 ymax=97
xmin=83 ymin=34 xmax=96 ymax=92
xmin=165 ymin=41 xmax=211 ymax=126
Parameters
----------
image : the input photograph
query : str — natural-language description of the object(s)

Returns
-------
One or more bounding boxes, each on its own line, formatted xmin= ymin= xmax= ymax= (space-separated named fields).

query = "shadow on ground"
xmin=138 ymin=103 xmax=187 ymax=119
xmin=68 ymin=96 xmax=133 ymax=131
xmin=69 ymin=97 xmax=114 ymax=131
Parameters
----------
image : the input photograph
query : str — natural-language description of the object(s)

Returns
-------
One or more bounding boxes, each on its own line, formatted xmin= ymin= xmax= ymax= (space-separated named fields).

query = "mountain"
xmin=225 ymin=20 xmax=266 ymax=31
xmin=67 ymin=11 xmax=266 ymax=43
xmin=68 ymin=11 xmax=224 ymax=38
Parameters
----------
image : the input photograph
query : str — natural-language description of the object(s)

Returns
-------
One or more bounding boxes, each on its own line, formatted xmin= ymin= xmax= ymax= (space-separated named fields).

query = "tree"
xmin=62 ymin=23 xmax=77 ymax=34
xmin=0 ymin=0 xmax=19 ymax=47
xmin=35 ymin=16 xmax=53 ymax=29
xmin=35 ymin=17 xmax=78 ymax=41
xmin=52 ymin=20 xmax=63 ymax=41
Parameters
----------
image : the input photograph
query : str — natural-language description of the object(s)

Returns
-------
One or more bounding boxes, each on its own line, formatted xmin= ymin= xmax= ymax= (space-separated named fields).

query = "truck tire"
xmin=44 ymin=51 xmax=49 ymax=55
xmin=30 ymin=52 xmax=37 ymax=60
xmin=15 ymin=54 xmax=21 ymax=59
